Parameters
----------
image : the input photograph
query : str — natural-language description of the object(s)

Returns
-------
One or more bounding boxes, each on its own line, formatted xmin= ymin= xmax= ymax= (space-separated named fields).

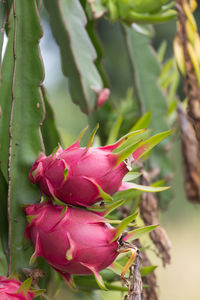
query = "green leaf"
xmin=122 ymin=24 xmax=169 ymax=133
xmin=52 ymin=195 xmax=66 ymax=207
xmin=7 ymin=271 xmax=20 ymax=280
xmin=81 ymin=263 xmax=107 ymax=291
xmin=115 ymin=129 xmax=152 ymax=153
xmin=126 ymin=9 xmax=177 ymax=24
xmin=110 ymin=211 xmax=138 ymax=243
xmin=88 ymin=199 xmax=125 ymax=216
xmin=63 ymin=168 xmax=68 ymax=182
xmin=124 ymin=183 xmax=169 ymax=192
xmin=132 ymin=130 xmax=172 ymax=160
xmin=17 ymin=278 xmax=32 ymax=296
xmin=105 ymin=219 xmax=133 ymax=225
xmin=44 ymin=0 xmax=105 ymax=114
xmin=26 ymin=215 xmax=37 ymax=225
xmin=129 ymin=111 xmax=151 ymax=132
xmin=104 ymin=282 xmax=128 ymax=292
xmin=30 ymin=287 xmax=45 ymax=297
xmin=122 ymin=24 xmax=174 ymax=182
xmin=131 ymin=23 xmax=153 ymax=38
xmin=93 ymin=271 xmax=107 ymax=291
xmin=157 ymin=40 xmax=167 ymax=63
xmin=106 ymin=115 xmax=122 ymax=145
xmin=2 ymin=0 xmax=50 ymax=282
xmin=51 ymin=144 xmax=61 ymax=158
xmin=74 ymin=274 xmax=128 ymax=292
xmin=83 ymin=6 xmax=109 ymax=87
xmin=151 ymin=179 xmax=165 ymax=187
xmin=50 ymin=270 xmax=63 ymax=298
xmin=108 ymin=261 xmax=123 ymax=276
xmin=94 ymin=182 xmax=113 ymax=203
xmin=140 ymin=265 xmax=157 ymax=277
xmin=75 ymin=125 xmax=89 ymax=145
xmin=41 ymin=87 xmax=61 ymax=155
xmin=123 ymin=171 xmax=141 ymax=182
xmin=114 ymin=141 xmax=142 ymax=165
xmin=113 ymin=179 xmax=169 ymax=202
xmin=37 ymin=257 xmax=51 ymax=289
xmin=86 ymin=123 xmax=99 ymax=149
xmin=111 ymin=129 xmax=147 ymax=151
xmin=113 ymin=189 xmax=142 ymax=202
xmin=114 ymin=130 xmax=171 ymax=168
xmin=125 ymin=224 xmax=159 ymax=242
xmin=160 ymin=58 xmax=174 ymax=87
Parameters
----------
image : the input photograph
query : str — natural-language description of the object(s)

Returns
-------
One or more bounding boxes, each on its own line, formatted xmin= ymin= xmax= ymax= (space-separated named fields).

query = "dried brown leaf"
xmin=175 ymin=0 xmax=200 ymax=202
xmin=177 ymin=103 xmax=200 ymax=202
xmin=140 ymin=173 xmax=171 ymax=266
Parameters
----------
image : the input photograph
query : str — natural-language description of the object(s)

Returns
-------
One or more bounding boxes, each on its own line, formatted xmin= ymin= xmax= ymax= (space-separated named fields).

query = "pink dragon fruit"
xmin=0 ymin=276 xmax=35 ymax=300
xmin=29 ymin=129 xmax=148 ymax=207
xmin=24 ymin=202 xmax=131 ymax=289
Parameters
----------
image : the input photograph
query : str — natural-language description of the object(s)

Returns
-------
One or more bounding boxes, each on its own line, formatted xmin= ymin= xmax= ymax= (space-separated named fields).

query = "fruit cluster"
xmin=24 ymin=126 xmax=170 ymax=290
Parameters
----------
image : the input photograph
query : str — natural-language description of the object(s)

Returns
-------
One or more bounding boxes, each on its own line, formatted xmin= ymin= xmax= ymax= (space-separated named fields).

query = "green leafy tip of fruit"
xmin=90 ymin=0 xmax=177 ymax=24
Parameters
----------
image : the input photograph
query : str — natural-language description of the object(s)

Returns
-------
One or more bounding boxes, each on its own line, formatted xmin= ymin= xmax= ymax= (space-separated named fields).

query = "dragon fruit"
xmin=29 ymin=128 xmax=149 ymax=207
xmin=24 ymin=202 xmax=134 ymax=289
xmin=0 ymin=276 xmax=35 ymax=300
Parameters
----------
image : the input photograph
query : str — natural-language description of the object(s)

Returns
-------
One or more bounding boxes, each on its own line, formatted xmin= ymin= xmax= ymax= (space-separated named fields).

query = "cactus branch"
xmin=8 ymin=0 xmax=17 ymax=275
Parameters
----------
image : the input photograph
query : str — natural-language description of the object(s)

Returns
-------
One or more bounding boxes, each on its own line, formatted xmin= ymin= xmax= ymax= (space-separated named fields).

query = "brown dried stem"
xmin=140 ymin=172 xmax=171 ymax=266
xmin=123 ymin=248 xmax=142 ymax=300
xmin=135 ymin=240 xmax=159 ymax=300
xmin=175 ymin=0 xmax=200 ymax=202
xmin=126 ymin=254 xmax=142 ymax=300
xmin=176 ymin=0 xmax=200 ymax=133
xmin=177 ymin=103 xmax=200 ymax=200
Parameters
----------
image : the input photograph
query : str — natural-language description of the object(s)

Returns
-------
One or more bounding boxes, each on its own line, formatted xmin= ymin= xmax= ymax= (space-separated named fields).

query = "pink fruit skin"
xmin=29 ymin=145 xmax=128 ymax=207
xmin=0 ymin=276 xmax=34 ymax=300
xmin=24 ymin=202 xmax=118 ymax=281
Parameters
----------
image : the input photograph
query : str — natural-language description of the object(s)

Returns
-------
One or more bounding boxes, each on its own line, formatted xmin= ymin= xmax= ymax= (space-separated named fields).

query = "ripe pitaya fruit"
xmin=29 ymin=128 xmax=149 ymax=207
xmin=24 ymin=202 xmax=136 ymax=289
xmin=0 ymin=276 xmax=39 ymax=300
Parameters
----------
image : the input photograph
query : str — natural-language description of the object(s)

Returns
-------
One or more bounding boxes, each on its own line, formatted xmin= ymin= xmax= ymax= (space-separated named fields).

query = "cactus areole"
xmin=0 ymin=276 xmax=35 ymax=300
xmin=29 ymin=130 xmax=146 ymax=207
xmin=24 ymin=202 xmax=122 ymax=288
